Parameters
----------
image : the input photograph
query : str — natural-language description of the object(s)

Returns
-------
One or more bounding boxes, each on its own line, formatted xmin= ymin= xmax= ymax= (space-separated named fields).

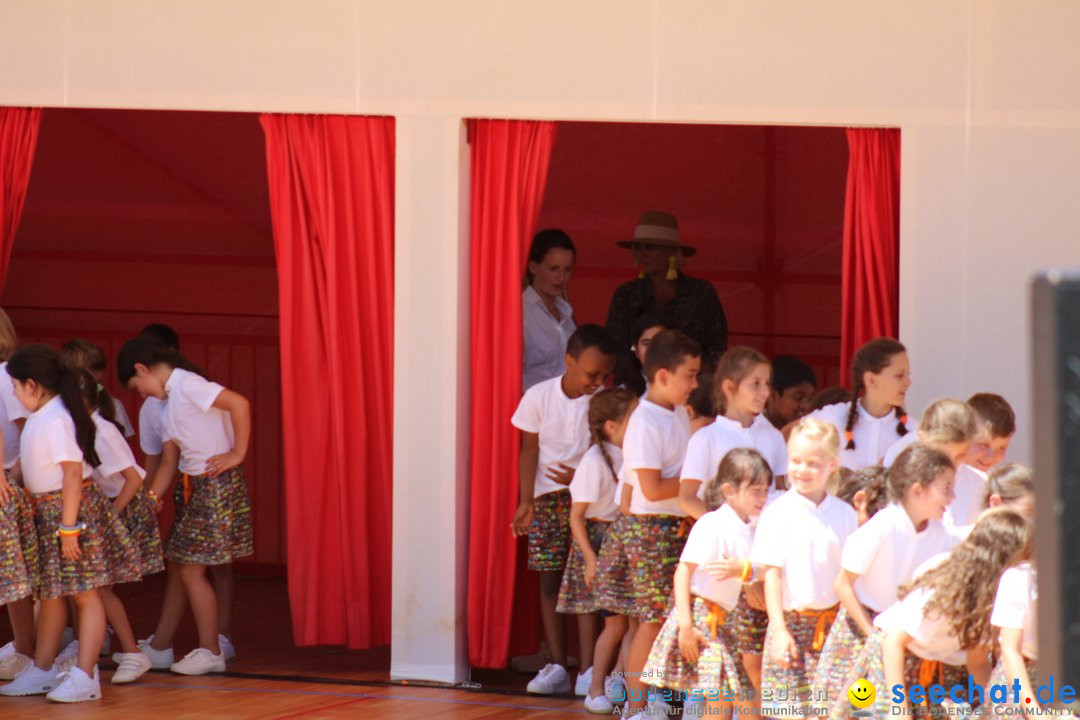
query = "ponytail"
xmin=587 ymin=387 xmax=638 ymax=484
xmin=117 ymin=336 xmax=208 ymax=385
xmin=59 ymin=368 xmax=101 ymax=467
xmin=8 ymin=345 xmax=101 ymax=468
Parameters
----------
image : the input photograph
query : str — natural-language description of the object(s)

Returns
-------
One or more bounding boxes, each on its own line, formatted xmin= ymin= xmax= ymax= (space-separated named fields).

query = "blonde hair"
xmin=984 ymin=463 xmax=1033 ymax=507
xmin=789 ymin=416 xmax=842 ymax=491
xmin=918 ymin=397 xmax=977 ymax=445
xmin=0 ymin=308 xmax=16 ymax=362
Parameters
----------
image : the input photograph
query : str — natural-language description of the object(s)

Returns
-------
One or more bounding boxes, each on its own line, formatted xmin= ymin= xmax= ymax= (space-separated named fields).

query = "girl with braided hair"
xmin=558 ymin=386 xmax=638 ymax=712
xmin=810 ymin=337 xmax=911 ymax=471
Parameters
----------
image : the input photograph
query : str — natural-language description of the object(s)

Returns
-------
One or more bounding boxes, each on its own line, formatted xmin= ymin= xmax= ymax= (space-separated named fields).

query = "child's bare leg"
xmin=177 ymin=563 xmax=221 ymax=654
xmin=70 ymin=589 xmax=106 ymax=675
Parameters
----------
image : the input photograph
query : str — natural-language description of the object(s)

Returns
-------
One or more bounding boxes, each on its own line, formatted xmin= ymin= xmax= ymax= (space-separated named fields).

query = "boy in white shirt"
xmin=618 ymin=329 xmax=701 ymax=718
xmin=511 ymin=324 xmax=617 ymax=695
xmin=945 ymin=393 xmax=1016 ymax=529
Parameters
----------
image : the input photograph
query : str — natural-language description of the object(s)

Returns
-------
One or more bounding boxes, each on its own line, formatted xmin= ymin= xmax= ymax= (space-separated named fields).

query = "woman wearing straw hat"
xmin=606 ymin=211 xmax=728 ymax=365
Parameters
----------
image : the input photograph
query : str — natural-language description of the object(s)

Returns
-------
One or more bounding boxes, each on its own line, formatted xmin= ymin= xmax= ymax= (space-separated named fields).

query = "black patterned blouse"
xmin=604 ymin=272 xmax=728 ymax=365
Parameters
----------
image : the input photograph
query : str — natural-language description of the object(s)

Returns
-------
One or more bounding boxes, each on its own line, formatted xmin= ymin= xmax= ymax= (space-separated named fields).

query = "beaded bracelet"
xmin=147 ymin=489 xmax=160 ymax=504
xmin=56 ymin=522 xmax=86 ymax=538
xmin=740 ymin=559 xmax=753 ymax=583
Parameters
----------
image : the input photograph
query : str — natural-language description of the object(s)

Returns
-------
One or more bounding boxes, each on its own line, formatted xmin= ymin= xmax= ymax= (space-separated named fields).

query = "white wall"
xmin=4 ymin=0 xmax=1079 ymax=681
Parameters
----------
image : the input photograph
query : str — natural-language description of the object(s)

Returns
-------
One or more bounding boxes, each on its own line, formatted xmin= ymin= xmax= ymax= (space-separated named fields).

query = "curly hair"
xmin=898 ymin=507 xmax=1032 ymax=649
xmin=836 ymin=465 xmax=889 ymax=519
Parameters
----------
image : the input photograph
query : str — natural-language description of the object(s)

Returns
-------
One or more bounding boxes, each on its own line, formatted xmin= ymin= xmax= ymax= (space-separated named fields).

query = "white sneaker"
xmin=526 ymin=663 xmax=571 ymax=695
xmin=646 ymin=697 xmax=673 ymax=715
xmin=0 ymin=641 xmax=14 ymax=660
xmin=605 ymin=675 xmax=627 ymax=704
xmin=683 ymin=697 xmax=705 ymax=717
xmin=135 ymin=635 xmax=174 ymax=670
xmin=575 ymin=666 xmax=593 ymax=697
xmin=170 ymin=648 xmax=226 ymax=676
xmin=55 ymin=640 xmax=80 ymax=671
xmin=0 ymin=663 xmax=60 ymax=696
xmin=111 ymin=652 xmax=152 ymax=684
xmin=218 ymin=634 xmax=236 ymax=661
xmin=46 ymin=665 xmax=101 ymax=703
xmin=585 ymin=691 xmax=615 ymax=714
xmin=0 ymin=650 xmax=31 ymax=680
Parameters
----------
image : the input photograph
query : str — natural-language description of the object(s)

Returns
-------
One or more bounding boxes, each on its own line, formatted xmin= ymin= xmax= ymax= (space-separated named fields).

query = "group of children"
xmin=0 ymin=311 xmax=253 ymax=703
xmin=513 ymin=320 xmax=1043 ymax=718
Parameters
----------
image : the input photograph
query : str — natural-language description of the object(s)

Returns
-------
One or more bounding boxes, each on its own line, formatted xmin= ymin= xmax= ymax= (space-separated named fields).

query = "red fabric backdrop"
xmin=466 ymin=119 xmax=557 ymax=668
xmin=261 ymin=114 xmax=395 ymax=648
xmin=840 ymin=128 xmax=901 ymax=382
xmin=0 ymin=107 xmax=42 ymax=296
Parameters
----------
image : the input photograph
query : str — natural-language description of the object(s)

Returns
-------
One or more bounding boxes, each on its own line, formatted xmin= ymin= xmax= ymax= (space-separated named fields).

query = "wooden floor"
xmin=0 ymin=575 xmax=584 ymax=719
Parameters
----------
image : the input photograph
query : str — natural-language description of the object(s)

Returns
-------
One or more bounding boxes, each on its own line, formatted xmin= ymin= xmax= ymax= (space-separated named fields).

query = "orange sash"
xmin=704 ymin=599 xmax=728 ymax=640
xmin=31 ymin=480 xmax=93 ymax=506
xmin=795 ymin=604 xmax=839 ymax=652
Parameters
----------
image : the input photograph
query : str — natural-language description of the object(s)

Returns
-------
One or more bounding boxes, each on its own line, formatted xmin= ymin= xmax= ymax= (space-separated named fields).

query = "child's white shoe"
xmin=111 ymin=652 xmax=152 ymax=684
xmin=135 ymin=635 xmax=174 ymax=669
xmin=0 ymin=662 xmax=60 ymax=696
xmin=46 ymin=665 xmax=101 ymax=703
xmin=170 ymin=648 xmax=226 ymax=676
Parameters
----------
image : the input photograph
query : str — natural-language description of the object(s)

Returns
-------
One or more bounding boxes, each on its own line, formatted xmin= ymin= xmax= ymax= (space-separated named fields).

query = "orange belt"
xmin=704 ymin=600 xmax=728 ymax=641
xmin=677 ymin=516 xmax=695 ymax=539
xmin=795 ymin=604 xmax=839 ymax=652
xmin=916 ymin=659 xmax=945 ymax=705
xmin=31 ymin=480 xmax=93 ymax=506
xmin=181 ymin=473 xmax=193 ymax=504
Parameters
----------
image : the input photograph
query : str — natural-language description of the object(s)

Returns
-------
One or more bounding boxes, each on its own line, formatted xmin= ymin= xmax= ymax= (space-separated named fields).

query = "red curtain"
xmin=840 ymin=128 xmax=901 ymax=383
xmin=260 ymin=114 xmax=394 ymax=648
xmin=0 ymin=107 xmax=43 ymax=296
xmin=467 ymin=119 xmax=557 ymax=668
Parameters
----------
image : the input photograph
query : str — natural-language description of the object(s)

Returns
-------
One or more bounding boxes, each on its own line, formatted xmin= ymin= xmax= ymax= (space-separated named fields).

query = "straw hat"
xmin=616 ymin=210 xmax=697 ymax=257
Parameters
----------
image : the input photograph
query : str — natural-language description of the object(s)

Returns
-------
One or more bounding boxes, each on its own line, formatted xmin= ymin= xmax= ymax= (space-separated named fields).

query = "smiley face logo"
xmin=848 ymin=678 xmax=876 ymax=709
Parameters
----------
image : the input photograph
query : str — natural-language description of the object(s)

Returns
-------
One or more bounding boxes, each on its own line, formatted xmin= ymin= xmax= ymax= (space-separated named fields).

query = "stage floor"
xmin=0 ymin=574 xmax=583 ymax=719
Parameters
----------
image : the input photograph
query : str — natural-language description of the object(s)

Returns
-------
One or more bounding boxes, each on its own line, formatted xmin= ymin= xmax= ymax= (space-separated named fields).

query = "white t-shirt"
xmin=842 ymin=503 xmax=959 ymax=613
xmin=944 ymin=465 xmax=988 ymax=529
xmin=20 ymin=395 xmax=92 ymax=494
xmin=91 ymin=412 xmax=146 ymax=498
xmin=750 ymin=489 xmax=857 ymax=611
xmin=569 ymin=443 xmax=622 ymax=522
xmin=810 ymin=401 xmax=907 ymax=471
xmin=882 ymin=431 xmax=917 ymax=467
xmin=0 ymin=362 xmax=29 ymax=470
xmin=681 ymin=503 xmax=755 ymax=610
xmin=139 ymin=396 xmax=166 ymax=455
xmin=874 ymin=553 xmax=965 ymax=665
xmin=510 ymin=374 xmax=592 ymax=498
xmin=623 ymin=400 xmax=691 ymax=516
xmin=991 ymin=562 xmax=1037 ymax=661
xmin=161 ymin=368 xmax=235 ymax=476
xmin=681 ymin=413 xmax=787 ymax=500
xmin=522 ymin=285 xmax=575 ymax=392
xmin=111 ymin=395 xmax=135 ymax=438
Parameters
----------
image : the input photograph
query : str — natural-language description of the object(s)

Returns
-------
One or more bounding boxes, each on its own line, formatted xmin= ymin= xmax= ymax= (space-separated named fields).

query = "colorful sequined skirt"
xmin=32 ymin=482 xmax=141 ymax=599
xmin=732 ymin=590 xmax=768 ymax=655
xmin=812 ymin=604 xmax=876 ymax=710
xmin=166 ymin=467 xmax=253 ymax=566
xmin=759 ymin=608 xmax=837 ymax=716
xmin=644 ymin=594 xmax=750 ymax=696
xmin=595 ymin=514 xmax=636 ymax=616
xmin=627 ymin=514 xmax=688 ymax=624
xmin=557 ymin=518 xmax=610 ymax=614
xmin=827 ymin=628 xmax=969 ymax=719
xmin=526 ymin=489 xmax=571 ymax=572
xmin=118 ymin=489 xmax=165 ymax=576
xmin=0 ymin=493 xmax=31 ymax=605
xmin=988 ymin=656 xmax=1038 ymax=713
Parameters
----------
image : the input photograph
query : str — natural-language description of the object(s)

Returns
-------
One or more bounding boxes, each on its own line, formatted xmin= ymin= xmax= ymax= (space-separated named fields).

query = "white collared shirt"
xmin=511 ymin=374 xmax=592 ymax=498
xmin=624 ymin=400 xmax=691 ymax=516
xmin=161 ymin=368 xmax=234 ymax=476
xmin=569 ymin=443 xmax=622 ymax=522
xmin=874 ymin=553 xmax=966 ymax=665
xmin=811 ymin=401 xmax=908 ymax=471
xmin=843 ymin=503 xmax=959 ymax=613
xmin=882 ymin=431 xmax=917 ymax=467
xmin=522 ymin=285 xmax=575 ymax=392
xmin=991 ymin=562 xmax=1037 ymax=660
xmin=681 ymin=503 xmax=755 ymax=610
xmin=139 ymin=395 xmax=166 ymax=455
xmin=111 ymin=395 xmax=135 ymax=438
xmin=0 ymin=362 xmax=29 ymax=470
xmin=750 ymin=489 xmax=857 ymax=610
xmin=681 ymin=413 xmax=787 ymax=500
xmin=20 ymin=395 xmax=91 ymax=494
xmin=91 ymin=411 xmax=145 ymax=499
xmin=944 ymin=465 xmax=988 ymax=529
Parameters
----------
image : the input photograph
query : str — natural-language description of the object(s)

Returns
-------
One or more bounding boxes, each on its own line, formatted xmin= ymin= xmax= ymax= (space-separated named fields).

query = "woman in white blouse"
xmin=522 ymin=229 xmax=577 ymax=391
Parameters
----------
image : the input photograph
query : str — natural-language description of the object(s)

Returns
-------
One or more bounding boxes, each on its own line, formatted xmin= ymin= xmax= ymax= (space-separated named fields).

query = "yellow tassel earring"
xmin=665 ymin=255 xmax=678 ymax=281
